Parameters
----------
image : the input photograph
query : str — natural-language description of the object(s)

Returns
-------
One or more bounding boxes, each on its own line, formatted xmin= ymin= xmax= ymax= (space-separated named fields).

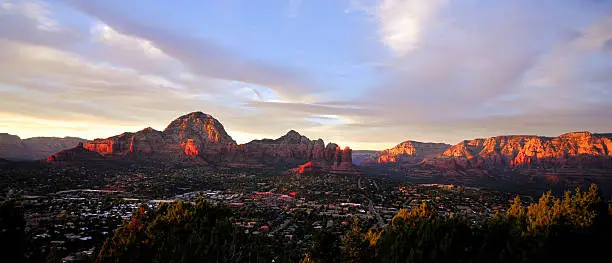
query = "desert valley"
xmin=2 ymin=0 xmax=612 ymax=262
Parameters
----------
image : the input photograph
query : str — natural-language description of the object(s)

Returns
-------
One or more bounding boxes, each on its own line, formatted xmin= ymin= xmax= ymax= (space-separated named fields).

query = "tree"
xmin=96 ymin=200 xmax=294 ymax=263
xmin=341 ymin=217 xmax=372 ymax=263
xmin=0 ymin=200 xmax=26 ymax=263
xmin=308 ymin=231 xmax=340 ymax=263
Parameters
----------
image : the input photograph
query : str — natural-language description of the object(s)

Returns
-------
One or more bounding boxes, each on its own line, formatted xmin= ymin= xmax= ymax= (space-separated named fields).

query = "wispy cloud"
xmin=377 ymin=0 xmax=447 ymax=56
xmin=346 ymin=0 xmax=612 ymax=146
xmin=1 ymin=0 xmax=612 ymax=150
xmin=0 ymin=0 xmax=333 ymax=143
xmin=63 ymin=0 xmax=318 ymax=100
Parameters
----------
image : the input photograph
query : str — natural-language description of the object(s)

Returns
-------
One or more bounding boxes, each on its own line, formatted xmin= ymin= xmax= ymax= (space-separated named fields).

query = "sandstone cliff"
xmin=364 ymin=141 xmax=450 ymax=165
xmin=290 ymin=145 xmax=356 ymax=175
xmin=47 ymin=112 xmax=353 ymax=171
xmin=422 ymin=132 xmax=612 ymax=169
xmin=46 ymin=142 xmax=104 ymax=163
xmin=236 ymin=130 xmax=355 ymax=172
xmin=83 ymin=112 xmax=236 ymax=160
xmin=0 ymin=133 xmax=86 ymax=160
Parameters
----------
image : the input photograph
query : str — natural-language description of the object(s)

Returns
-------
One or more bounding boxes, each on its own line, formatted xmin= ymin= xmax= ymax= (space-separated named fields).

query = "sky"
xmin=1 ymin=0 xmax=612 ymax=150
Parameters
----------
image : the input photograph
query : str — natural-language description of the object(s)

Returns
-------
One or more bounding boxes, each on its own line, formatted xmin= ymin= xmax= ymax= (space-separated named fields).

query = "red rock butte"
xmin=46 ymin=112 xmax=356 ymax=172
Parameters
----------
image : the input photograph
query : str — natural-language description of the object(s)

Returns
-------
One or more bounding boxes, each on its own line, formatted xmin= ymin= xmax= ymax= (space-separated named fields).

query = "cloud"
xmin=62 ymin=0 xmax=319 ymax=100
xmin=2 ymin=0 xmax=58 ymax=31
xmin=0 ymin=0 xmax=328 ymax=144
xmin=0 ymin=0 xmax=84 ymax=47
xmin=345 ymin=0 xmax=612 ymax=147
xmin=377 ymin=0 xmax=447 ymax=56
xmin=0 ymin=39 xmax=214 ymax=123
xmin=0 ymin=1 xmax=229 ymax=138
xmin=2 ymin=0 xmax=612 ymax=150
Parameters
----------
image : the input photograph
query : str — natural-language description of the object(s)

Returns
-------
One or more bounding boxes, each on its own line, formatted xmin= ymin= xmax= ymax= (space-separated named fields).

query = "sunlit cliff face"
xmin=46 ymin=112 xmax=357 ymax=173
xmin=423 ymin=132 xmax=612 ymax=168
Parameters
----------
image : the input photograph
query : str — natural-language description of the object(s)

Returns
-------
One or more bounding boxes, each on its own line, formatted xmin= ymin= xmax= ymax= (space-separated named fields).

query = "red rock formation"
xmin=85 ymin=132 xmax=134 ymax=156
xmin=240 ymin=130 xmax=355 ymax=173
xmin=47 ymin=112 xmax=354 ymax=170
xmin=164 ymin=112 xmax=235 ymax=145
xmin=164 ymin=112 xmax=236 ymax=158
xmin=46 ymin=142 xmax=104 ymax=163
xmin=129 ymin=128 xmax=165 ymax=155
xmin=76 ymin=112 xmax=235 ymax=161
xmin=423 ymin=132 xmax=612 ymax=169
xmin=330 ymin=146 xmax=355 ymax=172
xmin=298 ymin=161 xmax=313 ymax=173
xmin=182 ymin=139 xmax=199 ymax=157
xmin=364 ymin=141 xmax=450 ymax=165
xmin=377 ymin=155 xmax=397 ymax=163
xmin=242 ymin=130 xmax=321 ymax=161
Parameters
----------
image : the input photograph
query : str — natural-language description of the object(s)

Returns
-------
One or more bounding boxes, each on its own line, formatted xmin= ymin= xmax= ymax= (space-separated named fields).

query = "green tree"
xmin=341 ymin=217 xmax=372 ymax=263
xmin=97 ymin=200 xmax=295 ymax=263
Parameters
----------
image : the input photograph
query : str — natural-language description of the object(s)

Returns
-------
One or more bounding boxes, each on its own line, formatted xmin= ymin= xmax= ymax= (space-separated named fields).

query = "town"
xmin=1 ymin=165 xmax=519 ymax=262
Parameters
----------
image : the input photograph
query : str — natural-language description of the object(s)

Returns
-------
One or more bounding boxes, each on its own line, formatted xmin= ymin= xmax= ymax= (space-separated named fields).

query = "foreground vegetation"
xmin=317 ymin=184 xmax=612 ymax=263
xmin=2 ymin=184 xmax=611 ymax=263
xmin=96 ymin=200 xmax=298 ymax=263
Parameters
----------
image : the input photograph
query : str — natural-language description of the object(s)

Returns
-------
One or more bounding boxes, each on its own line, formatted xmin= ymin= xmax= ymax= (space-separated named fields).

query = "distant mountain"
xmin=362 ymin=141 xmax=451 ymax=165
xmin=422 ymin=132 xmax=612 ymax=169
xmin=47 ymin=112 xmax=354 ymax=172
xmin=0 ymin=133 xmax=86 ymax=160
xmin=352 ymin=150 xmax=377 ymax=165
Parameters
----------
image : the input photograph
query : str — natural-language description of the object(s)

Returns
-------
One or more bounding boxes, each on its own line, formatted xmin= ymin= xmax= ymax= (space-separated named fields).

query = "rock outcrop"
xmin=46 ymin=142 xmax=104 ymax=163
xmin=84 ymin=132 xmax=135 ymax=156
xmin=47 ymin=112 xmax=354 ymax=171
xmin=422 ymin=132 xmax=612 ymax=169
xmin=0 ymin=133 xmax=86 ymax=160
xmin=239 ymin=130 xmax=324 ymax=162
xmin=237 ymin=130 xmax=355 ymax=172
xmin=331 ymin=146 xmax=355 ymax=172
xmin=364 ymin=141 xmax=450 ymax=165
xmin=164 ymin=112 xmax=236 ymax=158
xmin=291 ymin=145 xmax=357 ymax=175
xmin=80 ymin=112 xmax=234 ymax=161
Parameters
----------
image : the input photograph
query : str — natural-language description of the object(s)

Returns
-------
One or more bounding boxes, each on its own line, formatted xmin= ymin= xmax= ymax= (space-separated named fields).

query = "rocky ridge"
xmin=48 ymin=112 xmax=354 ymax=172
xmin=0 ymin=133 xmax=86 ymax=160
xmin=422 ymin=132 xmax=612 ymax=169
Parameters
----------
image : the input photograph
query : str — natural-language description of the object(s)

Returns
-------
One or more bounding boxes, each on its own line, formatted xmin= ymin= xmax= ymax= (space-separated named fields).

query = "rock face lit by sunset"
xmin=1 ymin=0 xmax=612 ymax=150
xmin=3 ymin=2 xmax=612 ymax=263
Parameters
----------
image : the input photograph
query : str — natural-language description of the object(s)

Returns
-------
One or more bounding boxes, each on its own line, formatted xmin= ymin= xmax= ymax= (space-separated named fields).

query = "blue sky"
xmin=1 ymin=0 xmax=612 ymax=150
